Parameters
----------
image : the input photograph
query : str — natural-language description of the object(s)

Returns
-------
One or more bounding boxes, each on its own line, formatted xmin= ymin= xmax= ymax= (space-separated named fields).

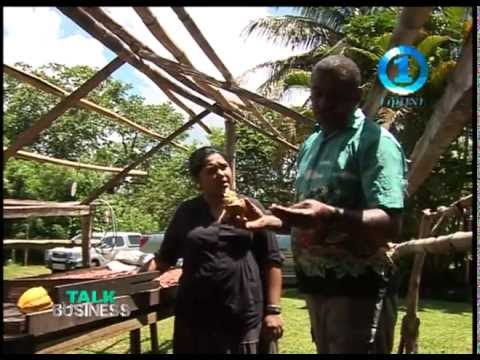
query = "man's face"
xmin=310 ymin=69 xmax=360 ymax=127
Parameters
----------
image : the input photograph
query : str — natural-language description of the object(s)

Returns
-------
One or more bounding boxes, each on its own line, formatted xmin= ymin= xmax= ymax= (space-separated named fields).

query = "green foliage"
xmin=3 ymin=63 xmax=189 ymax=238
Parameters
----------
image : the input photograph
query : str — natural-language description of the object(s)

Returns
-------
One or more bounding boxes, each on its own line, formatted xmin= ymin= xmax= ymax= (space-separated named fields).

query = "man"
xmin=244 ymin=55 xmax=408 ymax=353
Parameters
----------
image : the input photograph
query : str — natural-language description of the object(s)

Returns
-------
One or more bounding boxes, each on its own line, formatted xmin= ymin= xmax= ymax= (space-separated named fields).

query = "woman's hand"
xmin=243 ymin=198 xmax=283 ymax=231
xmin=138 ymin=258 xmax=158 ymax=272
xmin=262 ymin=314 xmax=284 ymax=340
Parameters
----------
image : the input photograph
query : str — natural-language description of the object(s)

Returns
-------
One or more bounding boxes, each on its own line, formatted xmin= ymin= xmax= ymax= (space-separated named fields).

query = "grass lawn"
xmin=3 ymin=264 xmax=473 ymax=354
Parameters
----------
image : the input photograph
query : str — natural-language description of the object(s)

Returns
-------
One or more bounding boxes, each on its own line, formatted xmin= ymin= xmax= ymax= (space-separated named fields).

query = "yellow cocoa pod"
xmin=17 ymin=286 xmax=53 ymax=313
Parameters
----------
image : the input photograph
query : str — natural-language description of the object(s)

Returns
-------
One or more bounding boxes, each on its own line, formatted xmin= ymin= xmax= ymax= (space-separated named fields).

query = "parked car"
xmin=139 ymin=233 xmax=164 ymax=254
xmin=276 ymin=234 xmax=297 ymax=286
xmin=45 ymin=232 xmax=142 ymax=271
xmin=139 ymin=232 xmax=295 ymax=284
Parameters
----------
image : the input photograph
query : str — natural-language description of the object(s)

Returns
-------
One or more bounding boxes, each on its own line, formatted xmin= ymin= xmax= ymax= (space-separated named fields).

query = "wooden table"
xmin=3 ymin=268 xmax=180 ymax=354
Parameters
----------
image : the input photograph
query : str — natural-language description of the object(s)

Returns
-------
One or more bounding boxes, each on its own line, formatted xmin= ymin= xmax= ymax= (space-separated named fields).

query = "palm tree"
xmin=239 ymin=7 xmax=397 ymax=98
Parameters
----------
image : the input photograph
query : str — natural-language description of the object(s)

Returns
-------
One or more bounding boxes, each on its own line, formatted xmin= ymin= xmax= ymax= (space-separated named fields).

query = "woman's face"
xmin=196 ymin=153 xmax=232 ymax=196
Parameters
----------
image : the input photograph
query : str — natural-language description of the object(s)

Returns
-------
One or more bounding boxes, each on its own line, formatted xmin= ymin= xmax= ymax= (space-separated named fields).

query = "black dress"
xmin=155 ymin=195 xmax=282 ymax=354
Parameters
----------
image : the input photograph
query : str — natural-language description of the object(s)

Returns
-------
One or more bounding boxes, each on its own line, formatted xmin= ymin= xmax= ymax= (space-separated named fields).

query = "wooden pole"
xmin=391 ymin=231 xmax=472 ymax=260
xmin=149 ymin=323 xmax=159 ymax=353
xmin=80 ymin=6 xmax=214 ymax=135
xmin=4 ymin=56 xmax=125 ymax=163
xmin=81 ymin=109 xmax=212 ymax=204
xmin=58 ymin=8 xmax=234 ymax=126
xmin=6 ymin=148 xmax=148 ymax=176
xmin=80 ymin=213 xmax=92 ymax=268
xmin=58 ymin=7 xmax=310 ymax=150
xmin=171 ymin=6 xmax=287 ymax=139
xmin=225 ymin=119 xmax=236 ymax=190
xmin=3 ymin=64 xmax=187 ymax=151
xmin=133 ymin=7 xmax=242 ymax=116
xmin=397 ymin=210 xmax=434 ymax=354
xmin=129 ymin=329 xmax=141 ymax=354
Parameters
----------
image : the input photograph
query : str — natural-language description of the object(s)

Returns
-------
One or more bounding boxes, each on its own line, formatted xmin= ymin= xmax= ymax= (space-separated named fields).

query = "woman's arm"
xmin=262 ymin=261 xmax=284 ymax=339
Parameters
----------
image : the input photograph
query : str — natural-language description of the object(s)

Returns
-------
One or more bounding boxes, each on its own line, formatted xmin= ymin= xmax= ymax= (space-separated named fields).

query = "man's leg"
xmin=304 ymin=294 xmax=328 ymax=353
xmin=374 ymin=292 xmax=398 ymax=354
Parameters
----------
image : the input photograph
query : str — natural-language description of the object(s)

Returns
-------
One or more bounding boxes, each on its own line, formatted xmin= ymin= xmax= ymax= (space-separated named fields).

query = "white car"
xmin=45 ymin=232 xmax=142 ymax=271
xmin=139 ymin=233 xmax=183 ymax=267
xmin=139 ymin=233 xmax=165 ymax=254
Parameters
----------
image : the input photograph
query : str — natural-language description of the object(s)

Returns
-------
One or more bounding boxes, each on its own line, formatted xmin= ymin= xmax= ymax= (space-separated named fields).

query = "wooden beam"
xmin=137 ymin=48 xmax=312 ymax=127
xmin=58 ymin=8 xmax=233 ymax=126
xmin=431 ymin=194 xmax=472 ymax=235
xmin=35 ymin=307 xmax=174 ymax=354
xmin=73 ymin=7 xmax=309 ymax=130
xmin=172 ymin=7 xmax=233 ymax=82
xmin=171 ymin=6 xmax=287 ymax=139
xmin=4 ymin=205 xmax=91 ymax=219
xmin=80 ymin=7 xmax=213 ymax=135
xmin=225 ymin=119 xmax=236 ymax=189
xmin=4 ymin=199 xmax=80 ymax=206
xmin=3 ymin=57 xmax=125 ymax=163
xmin=133 ymin=7 xmax=242 ymax=117
xmin=4 ymin=64 xmax=188 ymax=151
xmin=392 ymin=231 xmax=472 ymax=260
xmin=227 ymin=111 xmax=299 ymax=151
xmin=6 ymin=147 xmax=148 ymax=176
xmin=81 ymin=109 xmax=212 ymax=204
xmin=81 ymin=214 xmax=92 ymax=267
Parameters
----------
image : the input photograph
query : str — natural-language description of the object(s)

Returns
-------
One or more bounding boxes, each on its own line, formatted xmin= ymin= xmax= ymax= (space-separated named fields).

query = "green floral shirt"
xmin=293 ymin=108 xmax=408 ymax=279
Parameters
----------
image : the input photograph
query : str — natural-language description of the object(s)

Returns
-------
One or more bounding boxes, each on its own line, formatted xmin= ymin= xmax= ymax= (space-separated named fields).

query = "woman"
xmin=141 ymin=146 xmax=283 ymax=354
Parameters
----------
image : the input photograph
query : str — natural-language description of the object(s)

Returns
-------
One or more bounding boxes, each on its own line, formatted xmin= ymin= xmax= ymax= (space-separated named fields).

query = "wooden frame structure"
xmin=2 ymin=7 xmax=474 ymax=354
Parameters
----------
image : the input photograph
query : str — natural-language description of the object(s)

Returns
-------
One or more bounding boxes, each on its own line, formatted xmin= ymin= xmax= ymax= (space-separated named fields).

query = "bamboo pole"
xmin=4 ymin=64 xmax=188 ymax=151
xmin=5 ymin=147 xmax=148 ymax=176
xmin=397 ymin=211 xmax=434 ymax=354
xmin=4 ymin=56 xmax=125 ymax=163
xmin=225 ymin=119 xmax=236 ymax=189
xmin=58 ymin=8 xmax=233 ymax=126
xmin=431 ymin=194 xmax=472 ymax=235
xmin=81 ymin=7 xmax=215 ymax=134
xmin=169 ymin=6 xmax=287 ymax=139
xmin=133 ymin=7 xmax=241 ymax=114
xmin=76 ymin=7 xmax=311 ymax=128
xmin=81 ymin=109 xmax=212 ymax=205
xmin=58 ymin=8 xmax=297 ymax=152
xmin=136 ymin=42 xmax=312 ymax=127
xmin=392 ymin=231 xmax=472 ymax=260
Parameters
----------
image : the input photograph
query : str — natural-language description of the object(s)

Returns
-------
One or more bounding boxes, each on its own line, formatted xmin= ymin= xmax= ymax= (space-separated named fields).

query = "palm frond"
xmin=282 ymin=70 xmax=311 ymax=92
xmin=241 ymin=15 xmax=339 ymax=51
xmin=417 ymin=35 xmax=451 ymax=58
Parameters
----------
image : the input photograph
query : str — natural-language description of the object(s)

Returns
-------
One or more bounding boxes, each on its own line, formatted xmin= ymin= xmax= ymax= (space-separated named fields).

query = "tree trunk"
xmin=225 ymin=119 xmax=236 ymax=190
xmin=408 ymin=31 xmax=472 ymax=195
xmin=362 ymin=7 xmax=434 ymax=118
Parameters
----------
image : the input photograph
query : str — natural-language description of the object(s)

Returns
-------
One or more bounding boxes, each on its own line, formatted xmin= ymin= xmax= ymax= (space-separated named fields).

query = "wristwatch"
xmin=265 ymin=304 xmax=282 ymax=315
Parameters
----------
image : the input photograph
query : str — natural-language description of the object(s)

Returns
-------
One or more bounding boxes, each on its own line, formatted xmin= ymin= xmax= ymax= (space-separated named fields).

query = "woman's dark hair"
xmin=188 ymin=146 xmax=227 ymax=179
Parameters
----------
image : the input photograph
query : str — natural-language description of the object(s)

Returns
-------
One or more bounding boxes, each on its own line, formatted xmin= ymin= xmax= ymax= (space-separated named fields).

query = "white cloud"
xmin=3 ymin=7 xmax=107 ymax=68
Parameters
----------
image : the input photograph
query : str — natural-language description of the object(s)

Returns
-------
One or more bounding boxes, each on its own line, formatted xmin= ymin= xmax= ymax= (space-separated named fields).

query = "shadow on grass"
xmin=397 ymin=297 xmax=472 ymax=315
xmin=283 ymin=288 xmax=471 ymax=315
xmin=144 ymin=340 xmax=173 ymax=354
xmin=282 ymin=287 xmax=305 ymax=300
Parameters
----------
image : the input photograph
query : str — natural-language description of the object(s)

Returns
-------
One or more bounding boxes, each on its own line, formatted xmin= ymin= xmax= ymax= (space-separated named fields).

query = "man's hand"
xmin=262 ymin=314 xmax=284 ymax=340
xmin=270 ymin=199 xmax=336 ymax=228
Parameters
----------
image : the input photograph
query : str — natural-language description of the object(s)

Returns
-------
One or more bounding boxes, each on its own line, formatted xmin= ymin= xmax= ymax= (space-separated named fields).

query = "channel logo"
xmin=378 ymin=45 xmax=429 ymax=95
